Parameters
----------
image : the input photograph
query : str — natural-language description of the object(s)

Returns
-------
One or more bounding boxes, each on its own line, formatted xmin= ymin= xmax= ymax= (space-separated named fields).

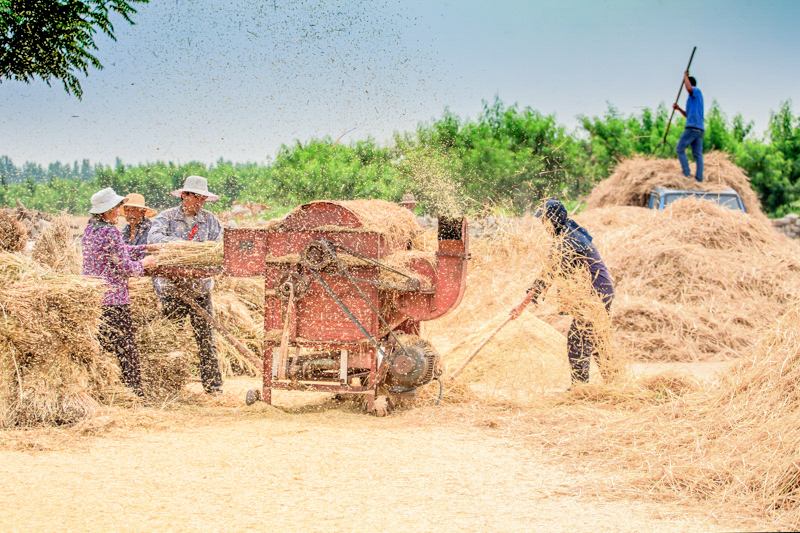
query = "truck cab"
xmin=647 ymin=186 xmax=746 ymax=213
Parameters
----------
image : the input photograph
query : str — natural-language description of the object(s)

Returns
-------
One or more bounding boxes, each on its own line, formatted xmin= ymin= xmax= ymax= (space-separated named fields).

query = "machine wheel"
xmin=373 ymin=395 xmax=390 ymax=417
xmin=245 ymin=388 xmax=261 ymax=406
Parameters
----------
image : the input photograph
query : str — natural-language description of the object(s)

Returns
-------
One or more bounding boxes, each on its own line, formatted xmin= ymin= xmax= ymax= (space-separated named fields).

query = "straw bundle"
xmin=32 ymin=216 xmax=81 ymax=274
xmin=152 ymin=241 xmax=223 ymax=267
xmin=576 ymin=199 xmax=800 ymax=361
xmin=0 ymin=209 xmax=27 ymax=252
xmin=585 ymin=152 xmax=765 ymax=221
xmin=129 ymin=276 xmax=262 ymax=379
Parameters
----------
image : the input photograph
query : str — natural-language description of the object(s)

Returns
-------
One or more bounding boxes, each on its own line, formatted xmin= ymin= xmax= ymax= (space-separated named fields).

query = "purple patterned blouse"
xmin=82 ymin=219 xmax=147 ymax=306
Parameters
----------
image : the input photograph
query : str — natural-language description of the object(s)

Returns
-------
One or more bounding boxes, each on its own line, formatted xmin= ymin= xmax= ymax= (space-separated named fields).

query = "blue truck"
xmin=647 ymin=186 xmax=746 ymax=213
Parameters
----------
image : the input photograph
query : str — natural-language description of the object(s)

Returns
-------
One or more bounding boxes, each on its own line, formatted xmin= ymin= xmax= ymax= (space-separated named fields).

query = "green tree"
xmin=0 ymin=0 xmax=148 ymax=98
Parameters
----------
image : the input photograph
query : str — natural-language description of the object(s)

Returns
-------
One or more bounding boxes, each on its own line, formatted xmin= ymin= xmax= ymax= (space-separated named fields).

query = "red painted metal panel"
xmin=224 ymin=228 xmax=269 ymax=277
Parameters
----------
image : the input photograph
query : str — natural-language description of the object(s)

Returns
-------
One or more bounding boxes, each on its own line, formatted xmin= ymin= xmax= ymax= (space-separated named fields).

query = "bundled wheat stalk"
xmin=0 ymin=209 xmax=27 ymax=252
xmin=152 ymin=241 xmax=223 ymax=267
xmin=33 ymin=216 xmax=81 ymax=274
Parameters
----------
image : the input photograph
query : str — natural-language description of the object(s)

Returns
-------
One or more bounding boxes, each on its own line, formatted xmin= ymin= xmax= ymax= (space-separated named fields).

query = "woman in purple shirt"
xmin=82 ymin=188 xmax=158 ymax=398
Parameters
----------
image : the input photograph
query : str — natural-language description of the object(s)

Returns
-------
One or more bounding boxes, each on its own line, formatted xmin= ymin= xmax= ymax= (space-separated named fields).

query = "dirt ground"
xmin=0 ymin=372 xmax=774 ymax=533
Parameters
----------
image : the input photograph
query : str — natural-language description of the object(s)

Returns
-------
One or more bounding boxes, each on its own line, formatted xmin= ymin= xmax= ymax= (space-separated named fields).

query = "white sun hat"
xmin=89 ymin=187 xmax=128 ymax=214
xmin=170 ymin=175 xmax=219 ymax=201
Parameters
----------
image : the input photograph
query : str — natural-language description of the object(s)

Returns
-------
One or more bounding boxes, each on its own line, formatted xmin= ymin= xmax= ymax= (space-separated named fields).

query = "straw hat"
xmin=89 ymin=187 xmax=128 ymax=214
xmin=399 ymin=192 xmax=418 ymax=207
xmin=170 ymin=175 xmax=219 ymax=201
xmin=121 ymin=193 xmax=157 ymax=217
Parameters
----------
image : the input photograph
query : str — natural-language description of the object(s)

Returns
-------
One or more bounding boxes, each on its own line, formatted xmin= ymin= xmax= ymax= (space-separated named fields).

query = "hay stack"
xmin=585 ymin=152 xmax=765 ymax=221
xmin=0 ymin=209 xmax=27 ymax=252
xmin=575 ymin=199 xmax=800 ymax=361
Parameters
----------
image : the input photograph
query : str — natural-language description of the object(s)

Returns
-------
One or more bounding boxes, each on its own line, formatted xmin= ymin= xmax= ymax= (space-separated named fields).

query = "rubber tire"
xmin=245 ymin=389 xmax=261 ymax=406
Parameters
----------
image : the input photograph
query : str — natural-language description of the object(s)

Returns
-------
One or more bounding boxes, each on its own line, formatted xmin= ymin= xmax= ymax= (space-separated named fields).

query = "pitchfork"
xmin=654 ymin=46 xmax=697 ymax=156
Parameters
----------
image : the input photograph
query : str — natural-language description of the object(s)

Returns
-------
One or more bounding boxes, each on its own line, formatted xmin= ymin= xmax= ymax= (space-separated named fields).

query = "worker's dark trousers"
xmin=567 ymin=282 xmax=614 ymax=384
xmin=99 ymin=304 xmax=144 ymax=397
xmin=676 ymin=127 xmax=704 ymax=182
xmin=161 ymin=293 xmax=224 ymax=393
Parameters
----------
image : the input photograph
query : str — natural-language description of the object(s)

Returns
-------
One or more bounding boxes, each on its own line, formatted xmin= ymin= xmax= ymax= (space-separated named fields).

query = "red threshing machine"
xmin=219 ymin=200 xmax=469 ymax=415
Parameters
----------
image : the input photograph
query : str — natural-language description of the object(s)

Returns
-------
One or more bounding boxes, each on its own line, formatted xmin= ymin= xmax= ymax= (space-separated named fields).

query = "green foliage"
xmin=0 ymin=0 xmax=148 ymax=99
xmin=398 ymin=98 xmax=579 ymax=212
xmin=4 ymin=97 xmax=800 ymax=217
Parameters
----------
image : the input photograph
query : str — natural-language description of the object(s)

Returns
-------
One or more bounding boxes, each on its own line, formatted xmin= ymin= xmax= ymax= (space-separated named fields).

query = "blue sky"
xmin=2 ymin=0 xmax=799 ymax=166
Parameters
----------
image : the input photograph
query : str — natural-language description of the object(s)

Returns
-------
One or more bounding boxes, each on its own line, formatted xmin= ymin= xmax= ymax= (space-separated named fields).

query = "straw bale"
xmin=0 ymin=209 xmax=27 ymax=252
xmin=585 ymin=152 xmax=765 ymax=221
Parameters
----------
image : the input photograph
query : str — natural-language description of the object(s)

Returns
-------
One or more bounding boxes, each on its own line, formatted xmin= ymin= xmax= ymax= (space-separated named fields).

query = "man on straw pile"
xmin=82 ymin=187 xmax=160 ymax=398
xmin=522 ymin=199 xmax=615 ymax=386
xmin=673 ymin=71 xmax=705 ymax=182
xmin=121 ymin=193 xmax=157 ymax=246
xmin=148 ymin=176 xmax=225 ymax=395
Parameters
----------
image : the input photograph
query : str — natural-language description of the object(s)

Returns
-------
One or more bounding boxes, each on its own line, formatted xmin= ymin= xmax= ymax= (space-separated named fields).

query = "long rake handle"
xmin=659 ymin=46 xmax=697 ymax=150
xmin=174 ymin=291 xmax=262 ymax=372
xmin=448 ymin=291 xmax=538 ymax=382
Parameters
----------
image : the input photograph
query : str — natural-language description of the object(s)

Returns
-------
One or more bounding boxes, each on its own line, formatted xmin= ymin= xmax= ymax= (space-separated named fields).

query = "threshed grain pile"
xmin=575 ymin=198 xmax=800 ymax=362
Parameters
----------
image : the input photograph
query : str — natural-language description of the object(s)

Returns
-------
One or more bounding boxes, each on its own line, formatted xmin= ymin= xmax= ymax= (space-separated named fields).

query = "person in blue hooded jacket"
xmin=526 ymin=199 xmax=615 ymax=385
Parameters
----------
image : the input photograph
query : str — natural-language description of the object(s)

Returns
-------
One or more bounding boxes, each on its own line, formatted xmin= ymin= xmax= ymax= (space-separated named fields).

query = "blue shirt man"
xmin=673 ymin=72 xmax=705 ymax=182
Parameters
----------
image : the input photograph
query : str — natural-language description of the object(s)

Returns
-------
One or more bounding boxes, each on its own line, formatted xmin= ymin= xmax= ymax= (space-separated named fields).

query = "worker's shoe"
xmin=205 ymin=387 xmax=223 ymax=397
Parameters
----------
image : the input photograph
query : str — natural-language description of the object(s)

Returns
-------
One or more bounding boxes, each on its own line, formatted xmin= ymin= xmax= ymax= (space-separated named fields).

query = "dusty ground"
xmin=0 ymin=374 xmax=774 ymax=533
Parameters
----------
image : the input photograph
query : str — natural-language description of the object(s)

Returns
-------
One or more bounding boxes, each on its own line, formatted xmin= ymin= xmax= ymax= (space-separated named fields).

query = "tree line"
xmin=2 ymin=97 xmax=800 ymax=217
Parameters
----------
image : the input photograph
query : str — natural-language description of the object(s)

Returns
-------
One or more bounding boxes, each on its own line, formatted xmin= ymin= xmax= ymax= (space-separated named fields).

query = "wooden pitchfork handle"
xmin=172 ymin=291 xmax=262 ymax=372
xmin=448 ymin=290 xmax=539 ymax=382
xmin=657 ymin=46 xmax=697 ymax=154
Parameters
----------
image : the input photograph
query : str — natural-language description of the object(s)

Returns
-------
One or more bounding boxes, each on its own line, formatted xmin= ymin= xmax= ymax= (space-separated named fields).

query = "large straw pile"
xmin=575 ymin=199 xmax=800 ymax=361
xmin=585 ymin=151 xmax=765 ymax=221
xmin=554 ymin=302 xmax=800 ymax=528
